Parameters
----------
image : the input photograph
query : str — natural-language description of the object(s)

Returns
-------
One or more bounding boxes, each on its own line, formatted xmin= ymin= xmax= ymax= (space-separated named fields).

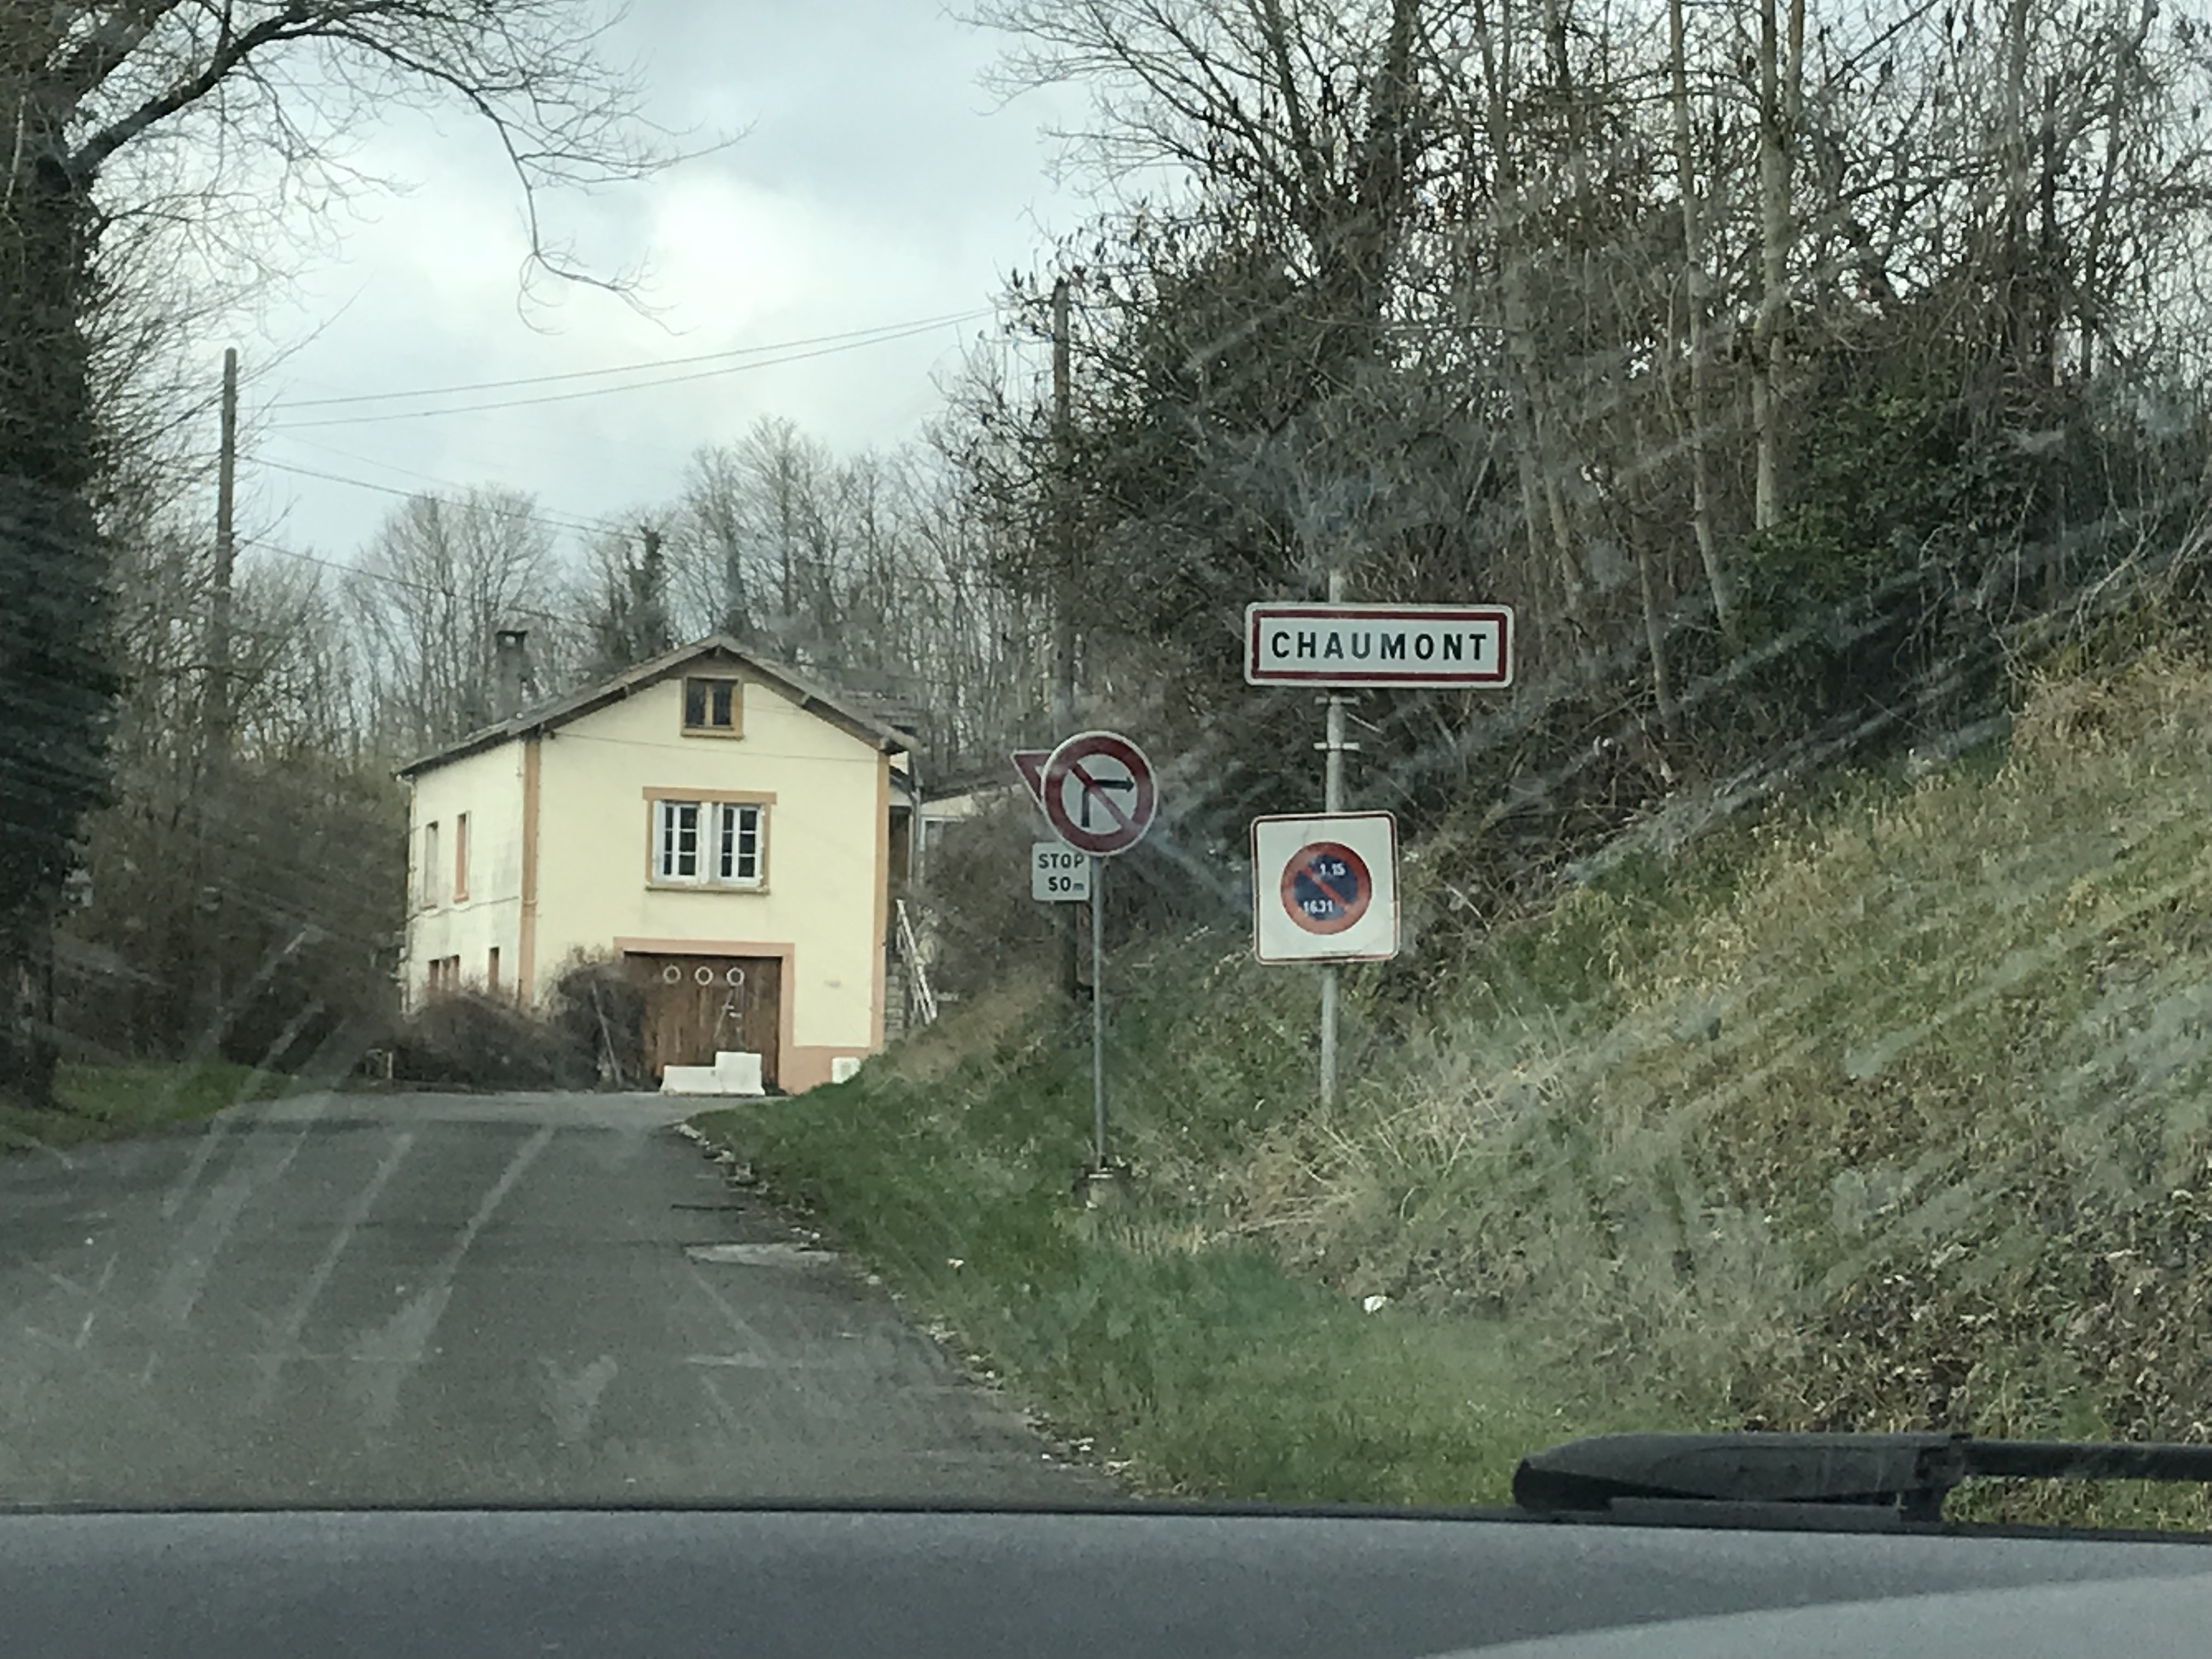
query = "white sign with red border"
xmin=1251 ymin=811 xmax=1400 ymax=963
xmin=1042 ymin=730 xmax=1158 ymax=857
xmin=1244 ymin=603 xmax=1513 ymax=688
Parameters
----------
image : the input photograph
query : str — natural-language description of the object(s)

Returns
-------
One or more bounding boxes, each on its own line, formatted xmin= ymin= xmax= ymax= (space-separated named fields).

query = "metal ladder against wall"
xmin=893 ymin=898 xmax=940 ymax=1030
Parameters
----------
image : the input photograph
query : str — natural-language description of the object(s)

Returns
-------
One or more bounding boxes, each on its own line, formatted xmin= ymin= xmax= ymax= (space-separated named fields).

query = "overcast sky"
xmin=229 ymin=1 xmax=1087 ymax=569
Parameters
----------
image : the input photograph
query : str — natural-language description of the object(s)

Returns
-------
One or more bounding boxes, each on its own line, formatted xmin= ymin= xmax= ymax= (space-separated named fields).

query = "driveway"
xmin=0 ymin=1090 xmax=1099 ymax=1506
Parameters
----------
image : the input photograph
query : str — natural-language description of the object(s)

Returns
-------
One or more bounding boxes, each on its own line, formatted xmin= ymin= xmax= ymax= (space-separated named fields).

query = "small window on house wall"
xmin=453 ymin=812 xmax=470 ymax=902
xmin=682 ymin=676 xmax=741 ymax=735
xmin=421 ymin=821 xmax=441 ymax=910
xmin=654 ymin=800 xmax=766 ymax=887
xmin=487 ymin=946 xmax=501 ymax=994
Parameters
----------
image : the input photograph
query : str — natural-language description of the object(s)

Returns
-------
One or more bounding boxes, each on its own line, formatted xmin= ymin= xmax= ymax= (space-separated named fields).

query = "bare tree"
xmin=0 ymin=0 xmax=673 ymax=1104
xmin=1669 ymin=0 xmax=1731 ymax=640
xmin=668 ymin=446 xmax=757 ymax=641
xmin=350 ymin=489 xmax=565 ymax=755
xmin=1751 ymin=0 xmax=1807 ymax=529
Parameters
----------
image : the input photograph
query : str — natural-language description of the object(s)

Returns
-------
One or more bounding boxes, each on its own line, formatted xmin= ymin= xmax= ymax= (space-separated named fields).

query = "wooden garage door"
xmin=628 ymin=953 xmax=781 ymax=1090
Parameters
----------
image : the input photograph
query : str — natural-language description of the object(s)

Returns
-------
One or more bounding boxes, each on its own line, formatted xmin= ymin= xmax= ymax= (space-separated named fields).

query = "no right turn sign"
xmin=1251 ymin=812 xmax=1400 ymax=963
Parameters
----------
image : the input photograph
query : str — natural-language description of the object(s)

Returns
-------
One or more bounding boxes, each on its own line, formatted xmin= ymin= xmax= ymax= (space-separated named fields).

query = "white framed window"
xmin=717 ymin=802 xmax=764 ymax=885
xmin=654 ymin=800 xmax=765 ymax=887
xmin=656 ymin=800 xmax=701 ymax=881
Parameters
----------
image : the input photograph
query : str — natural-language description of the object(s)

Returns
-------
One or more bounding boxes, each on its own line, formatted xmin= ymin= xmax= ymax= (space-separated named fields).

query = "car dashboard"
xmin=5 ymin=1502 xmax=2211 ymax=1657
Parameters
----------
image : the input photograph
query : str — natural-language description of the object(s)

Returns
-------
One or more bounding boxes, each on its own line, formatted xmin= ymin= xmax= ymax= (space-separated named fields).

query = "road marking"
xmin=683 ymin=1353 xmax=845 ymax=1369
xmin=685 ymin=1242 xmax=836 ymax=1266
xmin=681 ymin=1259 xmax=774 ymax=1350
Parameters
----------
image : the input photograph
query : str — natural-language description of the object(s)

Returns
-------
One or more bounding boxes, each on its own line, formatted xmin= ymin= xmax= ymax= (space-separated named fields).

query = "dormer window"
xmin=682 ymin=676 xmax=741 ymax=735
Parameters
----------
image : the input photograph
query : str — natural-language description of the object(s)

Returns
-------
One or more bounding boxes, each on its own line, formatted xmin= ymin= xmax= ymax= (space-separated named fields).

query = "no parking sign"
xmin=1251 ymin=812 xmax=1399 ymax=963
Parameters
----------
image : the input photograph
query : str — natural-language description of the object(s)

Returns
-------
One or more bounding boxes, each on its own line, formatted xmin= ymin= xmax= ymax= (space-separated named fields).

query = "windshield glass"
xmin=6 ymin=0 xmax=2212 ymax=1533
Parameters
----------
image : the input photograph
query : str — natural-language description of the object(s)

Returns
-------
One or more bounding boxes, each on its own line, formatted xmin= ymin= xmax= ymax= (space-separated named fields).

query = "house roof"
xmin=396 ymin=635 xmax=911 ymax=779
xmin=923 ymin=776 xmax=1022 ymax=814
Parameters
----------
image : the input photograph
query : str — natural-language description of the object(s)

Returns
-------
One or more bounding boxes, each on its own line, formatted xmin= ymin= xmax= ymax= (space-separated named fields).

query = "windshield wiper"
xmin=1514 ymin=1432 xmax=2212 ymax=1527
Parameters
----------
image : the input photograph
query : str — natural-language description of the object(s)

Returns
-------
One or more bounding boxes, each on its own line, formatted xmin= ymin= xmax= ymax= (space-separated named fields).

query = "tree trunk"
xmin=1472 ymin=0 xmax=1586 ymax=630
xmin=1637 ymin=539 xmax=1679 ymax=748
xmin=2001 ymin=0 xmax=2033 ymax=366
xmin=0 ymin=151 xmax=114 ymax=1108
xmin=1752 ymin=0 xmax=1802 ymax=530
xmin=1669 ymin=0 xmax=1732 ymax=641
xmin=2078 ymin=0 xmax=2154 ymax=382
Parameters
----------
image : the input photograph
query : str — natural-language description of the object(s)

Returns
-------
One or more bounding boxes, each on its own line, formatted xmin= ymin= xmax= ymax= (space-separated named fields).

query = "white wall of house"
xmin=402 ymin=740 xmax=527 ymax=1008
xmin=529 ymin=672 xmax=889 ymax=1092
xmin=916 ymin=782 xmax=1022 ymax=883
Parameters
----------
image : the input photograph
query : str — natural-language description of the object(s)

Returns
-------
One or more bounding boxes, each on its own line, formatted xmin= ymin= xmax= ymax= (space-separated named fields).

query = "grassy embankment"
xmin=696 ymin=662 xmax=2212 ymax=1525
xmin=0 ymin=1061 xmax=295 ymax=1153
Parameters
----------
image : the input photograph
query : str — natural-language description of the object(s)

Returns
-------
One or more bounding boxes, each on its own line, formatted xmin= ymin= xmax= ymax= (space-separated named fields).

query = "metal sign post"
xmin=1034 ymin=730 xmax=1158 ymax=1181
xmin=1090 ymin=854 xmax=1106 ymax=1166
xmin=1245 ymin=577 xmax=1513 ymax=1110
xmin=1319 ymin=571 xmax=1355 ymax=1108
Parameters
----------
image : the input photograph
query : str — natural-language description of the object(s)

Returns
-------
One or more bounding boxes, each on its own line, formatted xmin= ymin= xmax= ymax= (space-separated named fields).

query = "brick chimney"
xmin=493 ymin=627 xmax=533 ymax=719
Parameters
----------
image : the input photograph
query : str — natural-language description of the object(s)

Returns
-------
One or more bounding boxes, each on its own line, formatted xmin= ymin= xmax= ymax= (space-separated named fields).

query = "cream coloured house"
xmin=397 ymin=635 xmax=911 ymax=1093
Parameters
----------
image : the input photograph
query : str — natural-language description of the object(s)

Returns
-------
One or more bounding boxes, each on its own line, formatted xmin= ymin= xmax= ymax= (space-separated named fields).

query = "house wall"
xmin=531 ymin=672 xmax=889 ymax=1092
xmin=402 ymin=740 xmax=527 ymax=1009
xmin=916 ymin=782 xmax=1025 ymax=883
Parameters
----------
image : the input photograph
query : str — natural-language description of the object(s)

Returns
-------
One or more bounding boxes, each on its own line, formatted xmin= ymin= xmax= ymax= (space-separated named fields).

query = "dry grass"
xmin=704 ymin=662 xmax=2212 ymax=1521
xmin=1233 ymin=659 xmax=2212 ymax=1522
xmin=879 ymin=976 xmax=1059 ymax=1087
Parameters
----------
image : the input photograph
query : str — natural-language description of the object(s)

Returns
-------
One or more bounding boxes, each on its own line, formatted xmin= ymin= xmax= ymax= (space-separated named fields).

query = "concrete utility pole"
xmin=1051 ymin=276 xmax=1081 ymax=1001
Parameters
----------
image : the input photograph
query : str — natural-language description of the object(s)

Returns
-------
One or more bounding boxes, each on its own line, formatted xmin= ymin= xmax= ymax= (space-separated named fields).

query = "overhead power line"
xmin=269 ymin=309 xmax=992 ymax=409
xmin=255 ymin=458 xmax=1020 ymax=601
xmin=258 ymin=458 xmax=614 ymax=539
xmin=238 ymin=535 xmax=578 ymax=627
xmin=270 ymin=311 xmax=992 ymax=430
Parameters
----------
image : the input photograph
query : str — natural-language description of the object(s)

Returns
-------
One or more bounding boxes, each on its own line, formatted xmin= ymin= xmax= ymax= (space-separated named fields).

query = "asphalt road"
xmin=0 ymin=1090 xmax=1101 ymax=1506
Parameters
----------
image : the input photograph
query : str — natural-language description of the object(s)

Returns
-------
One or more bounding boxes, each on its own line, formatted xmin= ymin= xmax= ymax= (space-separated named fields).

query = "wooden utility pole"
xmin=1052 ymin=278 xmax=1076 ymax=727
xmin=209 ymin=347 xmax=238 ymax=752
xmin=1051 ymin=277 xmax=1081 ymax=1001
xmin=201 ymin=347 xmax=239 ymax=1042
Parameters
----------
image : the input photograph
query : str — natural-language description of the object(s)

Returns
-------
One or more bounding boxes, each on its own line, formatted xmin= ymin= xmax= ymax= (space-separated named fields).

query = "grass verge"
xmin=0 ymin=1060 xmax=295 ymax=1153
xmin=692 ymin=972 xmax=1694 ymax=1504
xmin=707 ymin=660 xmax=2212 ymax=1526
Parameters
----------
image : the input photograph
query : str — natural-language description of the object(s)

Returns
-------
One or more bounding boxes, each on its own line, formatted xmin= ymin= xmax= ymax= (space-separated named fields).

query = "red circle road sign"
xmin=1041 ymin=730 xmax=1158 ymax=856
xmin=1280 ymin=842 xmax=1371 ymax=935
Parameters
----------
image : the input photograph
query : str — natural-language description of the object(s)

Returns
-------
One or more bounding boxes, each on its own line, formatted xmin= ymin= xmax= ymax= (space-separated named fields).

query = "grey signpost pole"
xmin=1090 ymin=854 xmax=1108 ymax=1166
xmin=1318 ymin=568 xmax=1353 ymax=1109
xmin=1036 ymin=730 xmax=1155 ymax=1192
xmin=1246 ymin=593 xmax=1506 ymax=1113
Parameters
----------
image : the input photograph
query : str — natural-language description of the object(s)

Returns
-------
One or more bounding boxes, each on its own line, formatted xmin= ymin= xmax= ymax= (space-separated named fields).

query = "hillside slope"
xmin=700 ymin=662 xmax=2212 ymax=1523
